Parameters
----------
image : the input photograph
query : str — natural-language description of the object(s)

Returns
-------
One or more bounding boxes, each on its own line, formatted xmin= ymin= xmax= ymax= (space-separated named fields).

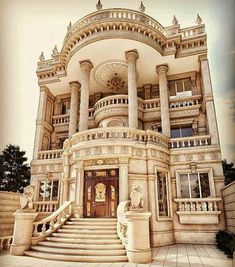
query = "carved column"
xmin=119 ymin=158 xmax=129 ymax=201
xmin=33 ymin=86 xmax=49 ymax=159
xmin=68 ymin=81 xmax=80 ymax=137
xmin=156 ymin=64 xmax=171 ymax=137
xmin=199 ymin=55 xmax=219 ymax=145
xmin=74 ymin=162 xmax=84 ymax=218
xmin=125 ymin=50 xmax=139 ymax=129
xmin=79 ymin=60 xmax=93 ymax=131
xmin=61 ymin=152 xmax=70 ymax=203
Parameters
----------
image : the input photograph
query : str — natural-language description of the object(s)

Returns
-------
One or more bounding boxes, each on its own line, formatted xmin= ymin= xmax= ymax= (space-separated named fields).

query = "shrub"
xmin=216 ymin=230 xmax=235 ymax=258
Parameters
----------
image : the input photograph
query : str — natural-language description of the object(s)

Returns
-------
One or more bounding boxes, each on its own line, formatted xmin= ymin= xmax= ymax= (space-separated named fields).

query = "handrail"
xmin=117 ymin=200 xmax=130 ymax=246
xmin=32 ymin=201 xmax=73 ymax=239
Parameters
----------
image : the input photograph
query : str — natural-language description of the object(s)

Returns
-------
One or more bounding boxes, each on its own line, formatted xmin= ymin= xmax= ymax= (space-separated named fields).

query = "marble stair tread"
xmin=46 ymin=236 xmax=122 ymax=244
xmin=30 ymin=245 xmax=127 ymax=256
xmin=38 ymin=241 xmax=125 ymax=250
xmin=51 ymin=232 xmax=119 ymax=239
xmin=65 ymin=221 xmax=117 ymax=226
xmin=24 ymin=251 xmax=128 ymax=262
xmin=58 ymin=228 xmax=117 ymax=234
xmin=62 ymin=223 xmax=116 ymax=230
xmin=70 ymin=217 xmax=117 ymax=222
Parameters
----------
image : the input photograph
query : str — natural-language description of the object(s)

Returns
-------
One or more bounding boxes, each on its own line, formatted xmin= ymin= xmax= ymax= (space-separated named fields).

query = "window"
xmin=156 ymin=171 xmax=171 ymax=218
xmin=61 ymin=99 xmax=70 ymax=115
xmin=171 ymin=125 xmax=193 ymax=138
xmin=179 ymin=173 xmax=210 ymax=198
xmin=38 ymin=180 xmax=59 ymax=201
xmin=169 ymin=78 xmax=192 ymax=97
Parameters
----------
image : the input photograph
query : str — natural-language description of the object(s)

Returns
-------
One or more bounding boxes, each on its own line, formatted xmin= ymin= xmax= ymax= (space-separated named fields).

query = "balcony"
xmin=170 ymin=135 xmax=211 ymax=149
xmin=38 ymin=149 xmax=63 ymax=160
xmin=175 ymin=198 xmax=221 ymax=224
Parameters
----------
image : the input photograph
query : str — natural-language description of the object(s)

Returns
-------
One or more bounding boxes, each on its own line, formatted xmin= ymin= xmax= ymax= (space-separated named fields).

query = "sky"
xmin=0 ymin=0 xmax=234 ymax=163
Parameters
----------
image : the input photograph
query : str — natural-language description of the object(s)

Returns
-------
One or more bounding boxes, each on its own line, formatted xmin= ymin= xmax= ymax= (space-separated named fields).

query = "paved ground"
xmin=0 ymin=244 xmax=233 ymax=267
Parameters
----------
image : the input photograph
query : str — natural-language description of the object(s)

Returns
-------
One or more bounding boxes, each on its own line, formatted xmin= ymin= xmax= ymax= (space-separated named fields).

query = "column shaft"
xmin=156 ymin=65 xmax=171 ymax=137
xmin=125 ymin=50 xmax=139 ymax=128
xmin=119 ymin=158 xmax=129 ymax=201
xmin=68 ymin=82 xmax=80 ymax=137
xmin=79 ymin=60 xmax=93 ymax=131
xmin=200 ymin=57 xmax=219 ymax=145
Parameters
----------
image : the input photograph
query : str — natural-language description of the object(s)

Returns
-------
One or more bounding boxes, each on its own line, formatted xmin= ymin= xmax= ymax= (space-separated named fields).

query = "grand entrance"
xmin=83 ymin=169 xmax=119 ymax=218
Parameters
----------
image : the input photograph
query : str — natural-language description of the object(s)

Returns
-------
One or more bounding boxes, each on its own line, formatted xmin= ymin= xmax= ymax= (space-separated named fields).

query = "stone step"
xmin=51 ymin=232 xmax=119 ymax=239
xmin=38 ymin=241 xmax=125 ymax=250
xmin=65 ymin=220 xmax=117 ymax=226
xmin=0 ymin=205 xmax=19 ymax=212
xmin=64 ymin=223 xmax=116 ymax=230
xmin=24 ymin=251 xmax=128 ymax=262
xmin=31 ymin=245 xmax=126 ymax=256
xmin=0 ymin=224 xmax=14 ymax=230
xmin=70 ymin=218 xmax=117 ymax=222
xmin=45 ymin=236 xmax=121 ymax=244
xmin=0 ymin=217 xmax=14 ymax=224
xmin=57 ymin=228 xmax=117 ymax=235
xmin=0 ymin=211 xmax=15 ymax=217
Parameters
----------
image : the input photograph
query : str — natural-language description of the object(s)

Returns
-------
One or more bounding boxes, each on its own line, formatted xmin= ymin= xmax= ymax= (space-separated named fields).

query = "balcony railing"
xmin=169 ymin=95 xmax=201 ymax=109
xmin=33 ymin=201 xmax=59 ymax=213
xmin=174 ymin=198 xmax=221 ymax=224
xmin=38 ymin=149 xmax=63 ymax=160
xmin=170 ymin=135 xmax=211 ymax=149
xmin=71 ymin=127 xmax=169 ymax=149
xmin=52 ymin=114 xmax=70 ymax=125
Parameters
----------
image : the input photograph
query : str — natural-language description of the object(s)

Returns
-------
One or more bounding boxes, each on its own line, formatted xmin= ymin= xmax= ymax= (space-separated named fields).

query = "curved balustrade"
xmin=71 ymin=127 xmax=169 ymax=149
xmin=38 ymin=149 xmax=63 ymax=159
xmin=170 ymin=135 xmax=211 ymax=149
xmin=33 ymin=201 xmax=59 ymax=213
xmin=117 ymin=201 xmax=130 ymax=246
xmin=32 ymin=201 xmax=73 ymax=240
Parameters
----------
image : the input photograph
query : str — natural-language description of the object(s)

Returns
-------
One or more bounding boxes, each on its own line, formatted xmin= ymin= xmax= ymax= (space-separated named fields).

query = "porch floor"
xmin=0 ymin=244 xmax=232 ymax=267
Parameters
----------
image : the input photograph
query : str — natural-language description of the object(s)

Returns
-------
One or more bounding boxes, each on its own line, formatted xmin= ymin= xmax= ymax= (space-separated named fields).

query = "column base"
xmin=10 ymin=243 xmax=30 ymax=256
xmin=127 ymin=248 xmax=152 ymax=263
xmin=73 ymin=205 xmax=83 ymax=218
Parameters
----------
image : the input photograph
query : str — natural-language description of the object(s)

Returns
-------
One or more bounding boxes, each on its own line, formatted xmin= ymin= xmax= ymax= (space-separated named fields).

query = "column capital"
xmin=79 ymin=59 xmax=93 ymax=72
xmin=156 ymin=64 xmax=168 ymax=74
xmin=69 ymin=81 xmax=81 ymax=89
xmin=125 ymin=49 xmax=139 ymax=62
xmin=198 ymin=54 xmax=208 ymax=62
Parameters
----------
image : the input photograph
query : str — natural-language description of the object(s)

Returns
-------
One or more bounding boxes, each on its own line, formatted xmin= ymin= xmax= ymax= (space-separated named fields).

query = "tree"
xmin=0 ymin=145 xmax=30 ymax=192
xmin=222 ymin=159 xmax=235 ymax=186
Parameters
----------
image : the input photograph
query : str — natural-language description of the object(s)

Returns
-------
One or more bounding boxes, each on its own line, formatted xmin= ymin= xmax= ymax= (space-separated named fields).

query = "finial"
xmin=139 ymin=1 xmax=145 ymax=13
xmin=67 ymin=21 xmax=72 ymax=31
xmin=96 ymin=0 xmax=102 ymax=11
xmin=172 ymin=15 xmax=178 ymax=26
xmin=39 ymin=52 xmax=45 ymax=62
xmin=52 ymin=45 xmax=58 ymax=55
xmin=195 ymin=14 xmax=202 ymax=25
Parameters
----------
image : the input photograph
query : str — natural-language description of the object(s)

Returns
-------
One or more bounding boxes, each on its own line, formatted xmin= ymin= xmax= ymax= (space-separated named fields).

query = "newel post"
xmin=10 ymin=186 xmax=38 ymax=256
xmin=125 ymin=182 xmax=152 ymax=263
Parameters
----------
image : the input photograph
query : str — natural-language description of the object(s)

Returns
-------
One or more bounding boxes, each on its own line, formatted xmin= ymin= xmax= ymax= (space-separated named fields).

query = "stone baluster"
xmin=156 ymin=64 xmax=171 ymax=137
xmin=68 ymin=81 xmax=80 ymax=137
xmin=79 ymin=60 xmax=93 ymax=131
xmin=125 ymin=49 xmax=139 ymax=129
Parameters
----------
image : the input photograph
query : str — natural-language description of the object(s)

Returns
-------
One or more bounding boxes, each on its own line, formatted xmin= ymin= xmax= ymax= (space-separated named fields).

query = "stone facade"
xmin=30 ymin=6 xmax=225 ymax=248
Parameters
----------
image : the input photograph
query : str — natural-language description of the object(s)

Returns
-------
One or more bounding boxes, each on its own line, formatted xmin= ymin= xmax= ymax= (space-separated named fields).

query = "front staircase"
xmin=24 ymin=217 xmax=128 ymax=262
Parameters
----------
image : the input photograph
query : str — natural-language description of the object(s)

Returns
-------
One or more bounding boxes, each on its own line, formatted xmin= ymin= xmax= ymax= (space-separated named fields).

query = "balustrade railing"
xmin=169 ymin=95 xmax=201 ymax=109
xmin=117 ymin=201 xmax=130 ymax=246
xmin=175 ymin=198 xmax=221 ymax=212
xmin=88 ymin=108 xmax=95 ymax=118
xmin=32 ymin=201 xmax=73 ymax=240
xmin=94 ymin=95 xmax=129 ymax=110
xmin=170 ymin=135 xmax=211 ymax=148
xmin=52 ymin=114 xmax=70 ymax=124
xmin=0 ymin=236 xmax=12 ymax=250
xmin=71 ymin=127 xmax=169 ymax=149
xmin=38 ymin=149 xmax=63 ymax=160
xmin=33 ymin=201 xmax=59 ymax=213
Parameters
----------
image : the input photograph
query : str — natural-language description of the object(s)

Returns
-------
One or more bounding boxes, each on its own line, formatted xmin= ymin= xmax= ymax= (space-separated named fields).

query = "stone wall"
xmin=0 ymin=191 xmax=20 ymax=237
xmin=222 ymin=181 xmax=235 ymax=233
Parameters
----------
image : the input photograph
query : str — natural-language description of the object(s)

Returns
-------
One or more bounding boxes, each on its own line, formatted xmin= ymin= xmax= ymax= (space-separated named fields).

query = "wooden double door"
xmin=83 ymin=169 xmax=119 ymax=218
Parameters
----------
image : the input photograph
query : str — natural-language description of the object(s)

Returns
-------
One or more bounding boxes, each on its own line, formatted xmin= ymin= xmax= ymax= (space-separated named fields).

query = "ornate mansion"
xmin=14 ymin=1 xmax=226 ymax=263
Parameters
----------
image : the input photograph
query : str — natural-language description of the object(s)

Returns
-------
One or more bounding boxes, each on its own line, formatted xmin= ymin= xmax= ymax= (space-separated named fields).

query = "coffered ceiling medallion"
xmin=94 ymin=60 xmax=139 ymax=92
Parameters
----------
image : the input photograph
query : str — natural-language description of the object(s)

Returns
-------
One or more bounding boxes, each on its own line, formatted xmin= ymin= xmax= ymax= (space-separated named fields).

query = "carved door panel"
xmin=84 ymin=169 xmax=119 ymax=218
